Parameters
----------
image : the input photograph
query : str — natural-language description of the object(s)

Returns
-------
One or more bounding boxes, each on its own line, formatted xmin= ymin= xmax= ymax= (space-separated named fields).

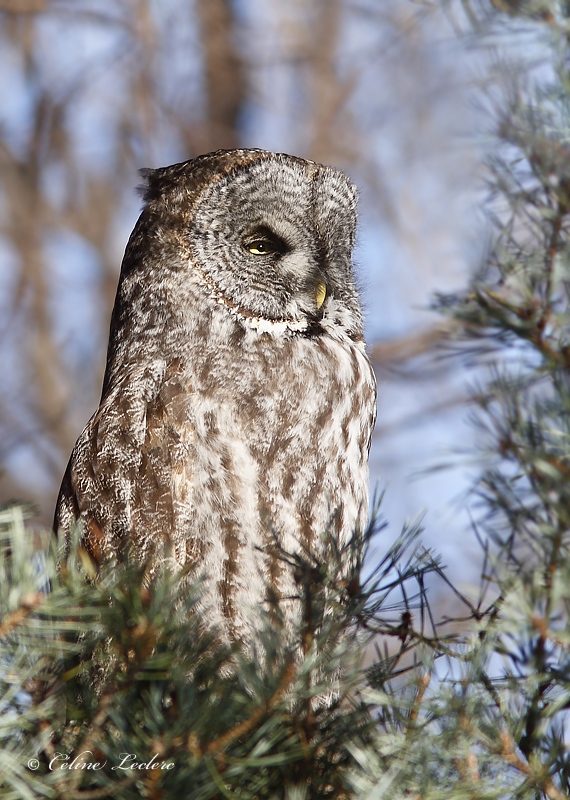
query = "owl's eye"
xmin=243 ymin=227 xmax=286 ymax=257
xmin=248 ymin=240 xmax=272 ymax=255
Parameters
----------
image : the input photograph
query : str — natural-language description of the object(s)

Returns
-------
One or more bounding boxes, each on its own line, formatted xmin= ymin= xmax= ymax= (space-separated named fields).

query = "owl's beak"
xmin=315 ymin=281 xmax=327 ymax=309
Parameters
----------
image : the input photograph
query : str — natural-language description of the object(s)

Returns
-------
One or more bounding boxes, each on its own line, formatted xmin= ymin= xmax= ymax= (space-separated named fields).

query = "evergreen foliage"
xmin=0 ymin=502 xmax=440 ymax=799
xmin=4 ymin=2 xmax=570 ymax=798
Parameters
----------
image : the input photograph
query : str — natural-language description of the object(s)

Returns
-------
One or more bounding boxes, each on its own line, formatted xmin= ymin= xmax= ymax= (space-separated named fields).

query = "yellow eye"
xmin=244 ymin=228 xmax=286 ymax=257
xmin=248 ymin=240 xmax=271 ymax=255
xmin=315 ymin=281 xmax=327 ymax=309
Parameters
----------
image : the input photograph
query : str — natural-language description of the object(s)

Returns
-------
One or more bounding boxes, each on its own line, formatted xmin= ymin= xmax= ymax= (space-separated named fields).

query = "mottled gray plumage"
xmin=55 ymin=148 xmax=377 ymax=639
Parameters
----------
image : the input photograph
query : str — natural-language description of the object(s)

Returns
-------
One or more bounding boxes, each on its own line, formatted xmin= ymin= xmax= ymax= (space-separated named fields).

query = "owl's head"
xmin=138 ymin=150 xmax=362 ymax=334
xmin=105 ymin=150 xmax=364 ymax=391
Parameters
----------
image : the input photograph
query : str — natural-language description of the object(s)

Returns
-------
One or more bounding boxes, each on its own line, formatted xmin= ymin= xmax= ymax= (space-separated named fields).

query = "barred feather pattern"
xmin=55 ymin=149 xmax=377 ymax=641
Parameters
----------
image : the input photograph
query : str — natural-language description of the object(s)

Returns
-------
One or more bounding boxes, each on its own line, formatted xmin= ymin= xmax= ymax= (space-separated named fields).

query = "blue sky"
xmin=0 ymin=1 xmax=493 ymax=583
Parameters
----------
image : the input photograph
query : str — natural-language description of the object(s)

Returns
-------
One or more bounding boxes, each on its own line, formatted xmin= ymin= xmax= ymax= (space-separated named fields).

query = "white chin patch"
xmin=246 ymin=315 xmax=308 ymax=335
xmin=213 ymin=294 xmax=308 ymax=334
xmin=197 ymin=265 xmax=309 ymax=335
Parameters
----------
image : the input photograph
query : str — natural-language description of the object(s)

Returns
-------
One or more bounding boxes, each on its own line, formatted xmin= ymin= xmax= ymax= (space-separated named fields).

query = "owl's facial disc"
xmin=241 ymin=223 xmax=329 ymax=321
xmin=189 ymin=157 xmax=357 ymax=332
xmin=241 ymin=227 xmax=328 ymax=311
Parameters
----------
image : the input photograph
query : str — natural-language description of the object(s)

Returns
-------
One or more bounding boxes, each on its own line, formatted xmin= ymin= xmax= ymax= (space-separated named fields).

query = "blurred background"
xmin=0 ymin=0 xmax=489 ymax=578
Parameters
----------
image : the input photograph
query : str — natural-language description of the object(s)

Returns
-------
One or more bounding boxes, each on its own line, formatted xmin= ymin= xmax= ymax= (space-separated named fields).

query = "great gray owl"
xmin=54 ymin=148 xmax=377 ymax=640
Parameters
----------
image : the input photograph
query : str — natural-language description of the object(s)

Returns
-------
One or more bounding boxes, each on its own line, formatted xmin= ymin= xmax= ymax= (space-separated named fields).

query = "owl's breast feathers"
xmin=54 ymin=321 xmax=376 ymax=576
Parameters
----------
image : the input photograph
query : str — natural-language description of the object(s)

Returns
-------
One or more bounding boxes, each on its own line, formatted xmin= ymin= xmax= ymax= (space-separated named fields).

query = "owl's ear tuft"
xmin=137 ymin=168 xmax=159 ymax=203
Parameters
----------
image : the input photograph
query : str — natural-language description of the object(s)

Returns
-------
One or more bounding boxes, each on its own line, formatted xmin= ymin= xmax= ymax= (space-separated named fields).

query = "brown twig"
xmin=204 ymin=659 xmax=297 ymax=756
xmin=0 ymin=593 xmax=43 ymax=638
xmin=407 ymin=671 xmax=431 ymax=729
xmin=498 ymin=729 xmax=568 ymax=800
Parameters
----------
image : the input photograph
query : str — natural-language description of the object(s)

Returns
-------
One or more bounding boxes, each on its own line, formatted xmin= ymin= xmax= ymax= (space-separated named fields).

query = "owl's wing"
xmin=54 ymin=358 xmax=195 ymax=566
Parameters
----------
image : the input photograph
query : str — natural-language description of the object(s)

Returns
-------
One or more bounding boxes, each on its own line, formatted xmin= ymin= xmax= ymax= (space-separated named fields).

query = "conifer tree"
xmin=4 ymin=2 xmax=570 ymax=798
